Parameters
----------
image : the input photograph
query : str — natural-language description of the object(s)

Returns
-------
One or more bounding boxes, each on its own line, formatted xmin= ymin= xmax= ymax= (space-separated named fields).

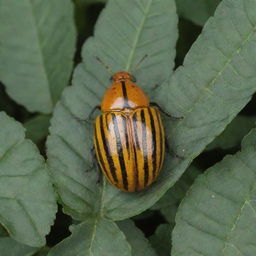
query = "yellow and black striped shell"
xmin=93 ymin=71 xmax=165 ymax=192
xmin=94 ymin=107 xmax=165 ymax=192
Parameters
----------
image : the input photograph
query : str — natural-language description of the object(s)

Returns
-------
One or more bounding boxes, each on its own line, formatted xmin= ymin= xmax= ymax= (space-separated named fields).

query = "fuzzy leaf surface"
xmin=0 ymin=0 xmax=76 ymax=113
xmin=172 ymin=128 xmax=256 ymax=256
xmin=0 ymin=237 xmax=38 ymax=256
xmin=0 ymin=112 xmax=57 ymax=247
xmin=47 ymin=218 xmax=131 ymax=256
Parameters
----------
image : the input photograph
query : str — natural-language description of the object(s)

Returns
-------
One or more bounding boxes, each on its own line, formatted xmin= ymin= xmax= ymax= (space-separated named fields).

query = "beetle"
xmin=93 ymin=71 xmax=165 ymax=192
xmin=92 ymin=64 xmax=183 ymax=193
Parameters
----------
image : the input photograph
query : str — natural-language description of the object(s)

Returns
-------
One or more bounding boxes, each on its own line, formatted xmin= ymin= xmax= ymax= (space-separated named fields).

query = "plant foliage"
xmin=1 ymin=0 xmax=256 ymax=255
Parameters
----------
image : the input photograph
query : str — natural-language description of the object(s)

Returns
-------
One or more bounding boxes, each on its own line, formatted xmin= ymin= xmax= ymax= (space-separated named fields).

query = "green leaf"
xmin=152 ymin=166 xmax=201 ymax=224
xmin=0 ymin=237 xmax=38 ymax=256
xmin=0 ymin=0 xmax=76 ymax=113
xmin=206 ymin=115 xmax=256 ymax=151
xmin=47 ymin=218 xmax=132 ymax=256
xmin=47 ymin=0 xmax=256 ymax=222
xmin=172 ymin=128 xmax=256 ymax=256
xmin=149 ymin=224 xmax=171 ymax=256
xmin=0 ymin=112 xmax=57 ymax=247
xmin=47 ymin=0 xmax=178 ymax=221
xmin=148 ymin=0 xmax=256 ymax=220
xmin=176 ymin=0 xmax=221 ymax=26
xmin=24 ymin=115 xmax=51 ymax=144
xmin=118 ymin=219 xmax=157 ymax=256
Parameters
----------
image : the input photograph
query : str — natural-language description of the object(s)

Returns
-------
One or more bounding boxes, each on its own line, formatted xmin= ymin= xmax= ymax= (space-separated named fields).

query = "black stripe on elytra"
xmin=155 ymin=109 xmax=163 ymax=168
xmin=133 ymin=143 xmax=139 ymax=191
xmin=148 ymin=108 xmax=157 ymax=178
xmin=121 ymin=81 xmax=131 ymax=108
xmin=141 ymin=109 xmax=149 ymax=187
xmin=132 ymin=113 xmax=140 ymax=150
xmin=95 ymin=127 xmax=111 ymax=180
xmin=121 ymin=115 xmax=130 ymax=154
xmin=111 ymin=114 xmax=128 ymax=191
xmin=100 ymin=115 xmax=118 ymax=183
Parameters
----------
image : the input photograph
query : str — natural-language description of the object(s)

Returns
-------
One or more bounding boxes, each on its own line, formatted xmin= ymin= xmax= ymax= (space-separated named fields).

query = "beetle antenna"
xmin=95 ymin=56 xmax=113 ymax=74
xmin=131 ymin=54 xmax=148 ymax=73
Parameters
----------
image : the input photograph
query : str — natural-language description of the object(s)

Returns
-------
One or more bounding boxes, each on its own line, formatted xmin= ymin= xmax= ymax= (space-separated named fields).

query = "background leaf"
xmin=24 ymin=114 xmax=51 ymax=144
xmin=0 ymin=0 xmax=76 ymax=113
xmin=47 ymin=219 xmax=132 ymax=256
xmin=172 ymin=127 xmax=256 ymax=256
xmin=47 ymin=0 xmax=178 ymax=221
xmin=118 ymin=219 xmax=157 ymax=256
xmin=47 ymin=0 xmax=256 ymax=223
xmin=176 ymin=0 xmax=221 ymax=26
xmin=149 ymin=224 xmax=171 ymax=256
xmin=206 ymin=115 xmax=256 ymax=151
xmin=0 ymin=237 xmax=38 ymax=256
xmin=0 ymin=112 xmax=57 ymax=247
xmin=151 ymin=166 xmax=201 ymax=224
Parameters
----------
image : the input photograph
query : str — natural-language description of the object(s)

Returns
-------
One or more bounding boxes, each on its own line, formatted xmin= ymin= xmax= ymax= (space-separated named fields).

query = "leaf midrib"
xmin=222 ymin=153 xmax=256 ymax=255
xmin=88 ymin=179 xmax=106 ymax=255
xmin=186 ymin=24 xmax=256 ymax=118
xmin=27 ymin=0 xmax=53 ymax=107
xmin=125 ymin=0 xmax=153 ymax=71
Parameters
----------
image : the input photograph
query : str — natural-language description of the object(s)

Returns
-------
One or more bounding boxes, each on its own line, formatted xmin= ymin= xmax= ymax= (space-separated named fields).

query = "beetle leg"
xmin=85 ymin=147 xmax=97 ymax=172
xmin=165 ymin=137 xmax=184 ymax=159
xmin=96 ymin=164 xmax=103 ymax=184
xmin=150 ymin=102 xmax=183 ymax=120
xmin=86 ymin=147 xmax=103 ymax=183
xmin=88 ymin=105 xmax=101 ymax=120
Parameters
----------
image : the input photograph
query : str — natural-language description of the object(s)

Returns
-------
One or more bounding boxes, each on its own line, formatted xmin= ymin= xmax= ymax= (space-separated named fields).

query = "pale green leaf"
xmin=0 ymin=0 xmax=76 ymax=113
xmin=176 ymin=0 xmax=221 ymax=26
xmin=0 ymin=112 xmax=57 ymax=247
xmin=118 ymin=219 xmax=157 ymax=256
xmin=206 ymin=115 xmax=256 ymax=151
xmin=47 ymin=218 xmax=131 ymax=256
xmin=0 ymin=237 xmax=38 ymax=256
xmin=172 ymin=128 xmax=256 ymax=256
xmin=149 ymin=224 xmax=171 ymax=256
xmin=47 ymin=0 xmax=178 ymax=221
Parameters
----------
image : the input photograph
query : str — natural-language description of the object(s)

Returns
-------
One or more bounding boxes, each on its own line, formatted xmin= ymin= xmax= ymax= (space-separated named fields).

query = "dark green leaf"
xmin=176 ymin=0 xmax=221 ymax=26
xmin=206 ymin=115 xmax=256 ymax=151
xmin=152 ymin=166 xmax=201 ymax=224
xmin=172 ymin=128 xmax=256 ymax=256
xmin=0 ymin=237 xmax=38 ymax=256
xmin=118 ymin=219 xmax=157 ymax=256
xmin=149 ymin=224 xmax=171 ymax=256
xmin=0 ymin=112 xmax=57 ymax=247
xmin=24 ymin=115 xmax=51 ymax=144
xmin=0 ymin=0 xmax=76 ymax=113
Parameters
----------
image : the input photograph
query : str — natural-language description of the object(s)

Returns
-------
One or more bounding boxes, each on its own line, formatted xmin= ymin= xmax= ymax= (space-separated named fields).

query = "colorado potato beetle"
xmin=93 ymin=64 xmax=172 ymax=192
